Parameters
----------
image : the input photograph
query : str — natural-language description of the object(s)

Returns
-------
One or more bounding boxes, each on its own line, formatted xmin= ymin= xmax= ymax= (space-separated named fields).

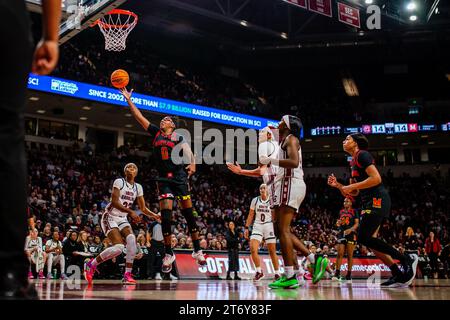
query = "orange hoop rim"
xmin=93 ymin=9 xmax=138 ymax=29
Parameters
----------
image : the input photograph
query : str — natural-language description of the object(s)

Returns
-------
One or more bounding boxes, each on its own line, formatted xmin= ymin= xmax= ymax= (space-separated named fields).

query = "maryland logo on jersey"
xmin=372 ymin=198 xmax=382 ymax=209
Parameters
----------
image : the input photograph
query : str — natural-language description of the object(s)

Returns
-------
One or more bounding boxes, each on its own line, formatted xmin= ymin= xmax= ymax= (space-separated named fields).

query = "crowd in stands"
xmin=54 ymin=34 xmax=450 ymax=127
xmin=25 ymin=142 xmax=450 ymax=279
xmin=53 ymin=37 xmax=376 ymax=125
xmin=54 ymin=40 xmax=271 ymax=118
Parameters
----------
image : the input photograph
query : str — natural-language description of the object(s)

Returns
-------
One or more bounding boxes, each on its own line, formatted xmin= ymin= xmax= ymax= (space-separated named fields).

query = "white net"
xmin=97 ymin=10 xmax=137 ymax=51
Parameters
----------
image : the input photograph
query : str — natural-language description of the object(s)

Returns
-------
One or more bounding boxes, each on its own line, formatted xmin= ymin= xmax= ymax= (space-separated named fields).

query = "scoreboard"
xmin=311 ymin=122 xmax=447 ymax=136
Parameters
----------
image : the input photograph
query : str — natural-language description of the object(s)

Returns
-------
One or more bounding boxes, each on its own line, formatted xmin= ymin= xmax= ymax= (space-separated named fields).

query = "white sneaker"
xmin=154 ymin=273 xmax=162 ymax=280
xmin=162 ymin=254 xmax=176 ymax=273
xmin=296 ymin=273 xmax=306 ymax=287
xmin=192 ymin=250 xmax=207 ymax=266
xmin=170 ymin=274 xmax=178 ymax=280
xmin=403 ymin=254 xmax=419 ymax=286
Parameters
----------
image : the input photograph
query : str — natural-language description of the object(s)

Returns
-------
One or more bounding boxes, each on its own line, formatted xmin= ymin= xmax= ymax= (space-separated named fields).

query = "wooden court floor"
xmin=32 ymin=279 xmax=450 ymax=300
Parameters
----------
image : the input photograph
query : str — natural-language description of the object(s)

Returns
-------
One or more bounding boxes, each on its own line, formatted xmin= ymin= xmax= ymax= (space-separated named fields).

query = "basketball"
xmin=258 ymin=140 xmax=278 ymax=162
xmin=110 ymin=69 xmax=129 ymax=88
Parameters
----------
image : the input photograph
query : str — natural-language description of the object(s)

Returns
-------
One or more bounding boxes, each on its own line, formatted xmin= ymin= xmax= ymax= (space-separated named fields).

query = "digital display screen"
xmin=394 ymin=124 xmax=408 ymax=133
xmin=344 ymin=127 xmax=360 ymax=134
xmin=311 ymin=126 xmax=341 ymax=136
xmin=371 ymin=124 xmax=386 ymax=134
xmin=362 ymin=125 xmax=372 ymax=134
xmin=442 ymin=123 xmax=450 ymax=131
xmin=419 ymin=124 xmax=437 ymax=132
xmin=27 ymin=74 xmax=276 ymax=130
xmin=408 ymin=123 xmax=418 ymax=132
xmin=385 ymin=123 xmax=395 ymax=134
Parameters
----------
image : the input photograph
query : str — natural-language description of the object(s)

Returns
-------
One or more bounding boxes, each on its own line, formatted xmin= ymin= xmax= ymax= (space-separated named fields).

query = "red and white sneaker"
xmin=192 ymin=250 xmax=207 ymax=266
xmin=254 ymin=272 xmax=265 ymax=281
xmin=122 ymin=272 xmax=137 ymax=285
xmin=304 ymin=272 xmax=313 ymax=281
xmin=162 ymin=254 xmax=176 ymax=273
xmin=38 ymin=271 xmax=46 ymax=279
xmin=84 ymin=258 xmax=97 ymax=285
xmin=28 ymin=271 xmax=34 ymax=279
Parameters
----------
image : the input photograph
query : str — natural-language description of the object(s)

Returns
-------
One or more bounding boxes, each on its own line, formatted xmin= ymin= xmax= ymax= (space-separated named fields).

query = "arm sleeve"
xmin=250 ymin=198 xmax=257 ymax=210
xmin=147 ymin=124 xmax=160 ymax=136
xmin=357 ymin=151 xmax=375 ymax=169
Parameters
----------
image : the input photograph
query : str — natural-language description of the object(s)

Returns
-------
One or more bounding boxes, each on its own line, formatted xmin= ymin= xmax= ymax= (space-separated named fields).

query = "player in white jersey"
xmin=45 ymin=231 xmax=67 ymax=280
xmin=24 ymin=228 xmax=46 ymax=279
xmin=245 ymin=184 xmax=281 ymax=281
xmin=84 ymin=163 xmax=160 ymax=285
xmin=260 ymin=115 xmax=329 ymax=289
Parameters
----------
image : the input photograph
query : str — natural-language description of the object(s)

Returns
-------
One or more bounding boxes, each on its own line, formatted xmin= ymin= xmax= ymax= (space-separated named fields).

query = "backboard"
xmin=26 ymin=0 xmax=127 ymax=44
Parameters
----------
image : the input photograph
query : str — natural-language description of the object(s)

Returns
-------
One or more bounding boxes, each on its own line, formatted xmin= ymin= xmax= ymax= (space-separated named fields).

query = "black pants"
xmin=228 ymin=249 xmax=239 ymax=272
xmin=134 ymin=254 xmax=149 ymax=279
xmin=148 ymin=240 xmax=164 ymax=278
xmin=428 ymin=252 xmax=439 ymax=274
xmin=357 ymin=191 xmax=407 ymax=265
xmin=0 ymin=0 xmax=33 ymax=281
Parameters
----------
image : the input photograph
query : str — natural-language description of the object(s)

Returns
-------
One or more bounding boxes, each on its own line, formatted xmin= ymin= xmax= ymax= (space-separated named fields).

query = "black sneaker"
xmin=380 ymin=276 xmax=408 ymax=288
xmin=345 ymin=274 xmax=352 ymax=282
xmin=400 ymin=254 xmax=419 ymax=286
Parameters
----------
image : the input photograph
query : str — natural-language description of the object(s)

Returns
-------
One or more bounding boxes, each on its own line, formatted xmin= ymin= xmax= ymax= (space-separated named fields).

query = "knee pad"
xmin=100 ymin=243 xmax=124 ymax=261
xmin=182 ymin=207 xmax=198 ymax=233
xmin=161 ymin=209 xmax=172 ymax=236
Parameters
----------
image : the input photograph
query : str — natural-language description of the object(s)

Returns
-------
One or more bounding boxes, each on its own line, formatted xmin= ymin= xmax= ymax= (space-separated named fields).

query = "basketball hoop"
xmin=93 ymin=9 xmax=138 ymax=52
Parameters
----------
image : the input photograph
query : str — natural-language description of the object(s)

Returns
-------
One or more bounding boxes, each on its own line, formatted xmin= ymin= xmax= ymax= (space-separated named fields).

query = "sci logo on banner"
xmin=28 ymin=77 xmax=39 ymax=86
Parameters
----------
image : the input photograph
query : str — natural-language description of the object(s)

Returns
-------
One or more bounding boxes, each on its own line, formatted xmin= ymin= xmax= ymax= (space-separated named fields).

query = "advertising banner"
xmin=174 ymin=250 xmax=393 ymax=279
xmin=27 ymin=74 xmax=278 ymax=130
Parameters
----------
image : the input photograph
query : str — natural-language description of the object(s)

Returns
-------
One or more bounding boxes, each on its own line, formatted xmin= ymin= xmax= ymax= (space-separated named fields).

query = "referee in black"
xmin=0 ymin=0 xmax=60 ymax=298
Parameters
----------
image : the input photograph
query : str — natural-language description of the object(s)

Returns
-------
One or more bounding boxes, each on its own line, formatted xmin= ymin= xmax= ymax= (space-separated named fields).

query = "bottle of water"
xmin=53 ymin=268 xmax=57 ymax=279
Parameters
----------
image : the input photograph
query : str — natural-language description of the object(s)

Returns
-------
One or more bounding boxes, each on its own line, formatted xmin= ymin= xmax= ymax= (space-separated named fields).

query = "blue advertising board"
xmin=27 ymin=74 xmax=280 ymax=130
